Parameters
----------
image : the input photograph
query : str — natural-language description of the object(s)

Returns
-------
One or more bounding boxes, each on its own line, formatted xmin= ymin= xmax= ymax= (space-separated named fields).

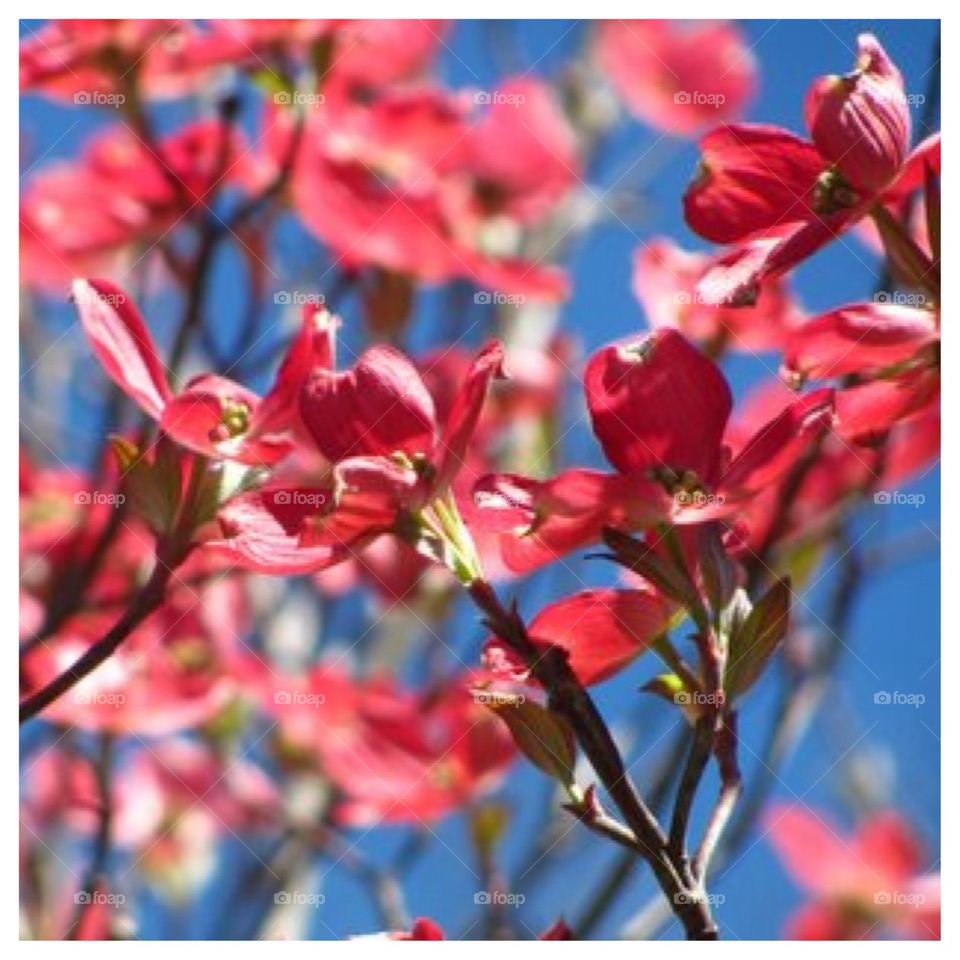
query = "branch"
xmin=20 ymin=562 xmax=173 ymax=724
xmin=466 ymin=579 xmax=718 ymax=940
xmin=66 ymin=734 xmax=114 ymax=939
xmin=668 ymin=717 xmax=714 ymax=863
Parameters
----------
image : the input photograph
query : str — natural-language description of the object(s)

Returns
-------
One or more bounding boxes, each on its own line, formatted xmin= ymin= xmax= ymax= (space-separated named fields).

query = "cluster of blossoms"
xmin=20 ymin=19 xmax=938 ymax=942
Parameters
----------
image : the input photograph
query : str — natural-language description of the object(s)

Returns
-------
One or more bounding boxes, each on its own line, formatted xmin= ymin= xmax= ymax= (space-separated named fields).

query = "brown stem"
xmin=668 ymin=717 xmax=714 ymax=865
xmin=694 ymin=714 xmax=742 ymax=881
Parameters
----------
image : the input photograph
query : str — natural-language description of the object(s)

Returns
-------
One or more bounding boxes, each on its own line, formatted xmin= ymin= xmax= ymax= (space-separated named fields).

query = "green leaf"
xmin=484 ymin=695 xmax=576 ymax=787
xmin=601 ymin=527 xmax=697 ymax=610
xmin=724 ymin=578 xmax=791 ymax=701
xmin=640 ymin=672 xmax=710 ymax=723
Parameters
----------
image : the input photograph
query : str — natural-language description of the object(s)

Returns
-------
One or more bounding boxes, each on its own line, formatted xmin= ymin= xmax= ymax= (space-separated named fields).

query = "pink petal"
xmin=486 ymin=588 xmax=674 ymax=687
xmin=433 ymin=340 xmax=505 ymax=493
xmin=720 ymin=388 xmax=835 ymax=494
xmin=73 ymin=278 xmax=172 ymax=420
xmin=300 ymin=345 xmax=437 ymax=463
xmin=783 ymin=303 xmax=938 ymax=382
xmin=684 ymin=124 xmax=827 ymax=244
xmin=585 ymin=329 xmax=732 ymax=483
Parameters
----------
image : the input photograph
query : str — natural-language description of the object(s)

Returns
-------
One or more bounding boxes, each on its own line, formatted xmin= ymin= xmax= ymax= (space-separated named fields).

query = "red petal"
xmin=210 ymin=488 xmax=340 ymax=574
xmin=73 ymin=278 xmax=172 ymax=420
xmin=251 ymin=305 xmax=340 ymax=437
xmin=720 ymin=388 xmax=835 ymax=494
xmin=684 ymin=124 xmax=827 ymax=244
xmin=695 ymin=216 xmax=852 ymax=306
xmin=765 ymin=804 xmax=854 ymax=895
xmin=433 ymin=340 xmax=505 ymax=493
xmin=835 ymin=368 xmax=939 ymax=444
xmin=300 ymin=345 xmax=437 ymax=463
xmin=496 ymin=588 xmax=673 ymax=687
xmin=595 ymin=20 xmax=756 ymax=136
xmin=304 ymin=456 xmax=421 ymax=548
xmin=784 ymin=903 xmax=848 ymax=940
xmin=853 ymin=811 xmax=923 ymax=880
xmin=585 ymin=329 xmax=731 ymax=483
xmin=473 ymin=469 xmax=673 ymax=573
xmin=783 ymin=303 xmax=937 ymax=382
xmin=160 ymin=375 xmax=291 ymax=466
xmin=884 ymin=132 xmax=941 ymax=200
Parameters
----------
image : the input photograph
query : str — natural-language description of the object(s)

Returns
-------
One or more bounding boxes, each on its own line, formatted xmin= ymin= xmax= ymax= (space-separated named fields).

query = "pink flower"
xmin=766 ymin=805 xmax=940 ymax=940
xmin=634 ymin=237 xmax=805 ymax=352
xmin=179 ymin=20 xmax=446 ymax=90
xmin=72 ymin=279 xmax=331 ymax=466
xmin=213 ymin=335 xmax=505 ymax=575
xmin=21 ymin=122 xmax=247 ymax=292
xmin=279 ymin=80 xmax=573 ymax=299
xmin=595 ymin=20 xmax=756 ymax=135
xmin=805 ymin=34 xmax=911 ymax=195
xmin=783 ymin=301 xmax=938 ymax=385
xmin=474 ymin=329 xmax=834 ymax=573
xmin=20 ymin=573 xmax=247 ymax=737
xmin=684 ymin=36 xmax=932 ymax=305
xmin=20 ymin=20 xmax=199 ymax=101
xmin=254 ymin=663 xmax=516 ymax=825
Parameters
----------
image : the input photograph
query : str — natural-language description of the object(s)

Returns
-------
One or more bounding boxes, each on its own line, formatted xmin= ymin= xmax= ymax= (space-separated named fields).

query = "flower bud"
xmin=805 ymin=33 xmax=911 ymax=195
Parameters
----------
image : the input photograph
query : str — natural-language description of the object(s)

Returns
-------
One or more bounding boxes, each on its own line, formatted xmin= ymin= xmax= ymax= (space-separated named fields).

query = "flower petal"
xmin=720 ymin=388 xmax=835 ymax=494
xmin=783 ymin=303 xmax=937 ymax=382
xmin=585 ymin=329 xmax=732 ymax=483
xmin=485 ymin=588 xmax=674 ymax=687
xmin=73 ymin=278 xmax=172 ymax=420
xmin=684 ymin=124 xmax=827 ymax=244
xmin=300 ymin=345 xmax=437 ymax=463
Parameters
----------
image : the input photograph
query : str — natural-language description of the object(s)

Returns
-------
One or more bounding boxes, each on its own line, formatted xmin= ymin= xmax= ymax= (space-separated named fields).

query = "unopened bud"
xmin=805 ymin=33 xmax=911 ymax=195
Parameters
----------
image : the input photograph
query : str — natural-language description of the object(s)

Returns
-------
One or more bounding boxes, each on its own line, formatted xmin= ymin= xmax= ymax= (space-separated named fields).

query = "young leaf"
xmin=601 ymin=527 xmax=697 ymax=610
xmin=484 ymin=696 xmax=576 ymax=788
xmin=724 ymin=578 xmax=791 ymax=701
